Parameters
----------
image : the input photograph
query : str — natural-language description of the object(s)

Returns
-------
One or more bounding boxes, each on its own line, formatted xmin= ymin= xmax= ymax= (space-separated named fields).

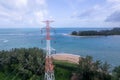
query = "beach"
xmin=52 ymin=53 xmax=80 ymax=64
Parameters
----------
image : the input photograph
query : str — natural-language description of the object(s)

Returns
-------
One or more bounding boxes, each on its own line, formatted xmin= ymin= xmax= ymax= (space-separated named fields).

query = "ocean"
xmin=0 ymin=28 xmax=120 ymax=67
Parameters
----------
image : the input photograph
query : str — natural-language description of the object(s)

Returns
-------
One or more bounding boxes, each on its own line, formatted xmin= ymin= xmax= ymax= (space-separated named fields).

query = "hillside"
xmin=0 ymin=48 xmax=120 ymax=80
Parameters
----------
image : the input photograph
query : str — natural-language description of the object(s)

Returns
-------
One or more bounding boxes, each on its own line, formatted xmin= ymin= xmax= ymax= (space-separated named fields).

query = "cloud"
xmin=75 ymin=9 xmax=95 ymax=18
xmin=14 ymin=0 xmax=28 ymax=9
xmin=0 ymin=0 xmax=28 ymax=11
xmin=72 ymin=9 xmax=92 ymax=18
xmin=107 ymin=0 xmax=120 ymax=10
xmin=104 ymin=0 xmax=120 ymax=22
xmin=71 ymin=5 xmax=105 ymax=21
xmin=107 ymin=0 xmax=120 ymax=3
xmin=0 ymin=0 xmax=48 ymax=27
xmin=64 ymin=0 xmax=85 ymax=11
xmin=71 ymin=0 xmax=120 ymax=23
xmin=36 ymin=0 xmax=46 ymax=6
xmin=105 ymin=11 xmax=120 ymax=22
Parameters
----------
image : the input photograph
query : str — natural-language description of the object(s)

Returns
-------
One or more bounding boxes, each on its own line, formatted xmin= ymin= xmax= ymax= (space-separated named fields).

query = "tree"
xmin=77 ymin=56 xmax=111 ymax=80
xmin=0 ymin=47 xmax=46 ymax=80
xmin=71 ymin=31 xmax=78 ymax=35
xmin=113 ymin=66 xmax=120 ymax=80
xmin=71 ymin=28 xmax=120 ymax=36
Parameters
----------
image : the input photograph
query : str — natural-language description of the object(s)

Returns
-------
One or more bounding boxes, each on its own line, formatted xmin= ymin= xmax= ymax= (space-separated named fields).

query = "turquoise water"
xmin=0 ymin=28 xmax=120 ymax=67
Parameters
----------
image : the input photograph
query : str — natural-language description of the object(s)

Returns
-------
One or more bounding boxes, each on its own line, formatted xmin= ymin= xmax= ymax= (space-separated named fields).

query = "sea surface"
xmin=0 ymin=28 xmax=120 ymax=67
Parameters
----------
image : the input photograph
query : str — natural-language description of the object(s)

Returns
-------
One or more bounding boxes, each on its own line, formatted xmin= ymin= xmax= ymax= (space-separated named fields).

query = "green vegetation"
xmin=71 ymin=28 xmax=120 ymax=36
xmin=54 ymin=60 xmax=77 ymax=80
xmin=0 ymin=48 xmax=120 ymax=80
xmin=112 ymin=66 xmax=120 ymax=80
xmin=0 ymin=48 xmax=45 ymax=80
xmin=77 ymin=56 xmax=111 ymax=80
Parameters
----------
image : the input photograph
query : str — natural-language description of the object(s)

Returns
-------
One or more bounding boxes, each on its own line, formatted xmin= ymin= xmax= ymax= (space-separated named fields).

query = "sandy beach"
xmin=63 ymin=33 xmax=108 ymax=38
xmin=52 ymin=53 xmax=80 ymax=64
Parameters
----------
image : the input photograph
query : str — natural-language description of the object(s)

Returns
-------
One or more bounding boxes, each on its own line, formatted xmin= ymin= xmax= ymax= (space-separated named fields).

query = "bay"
xmin=0 ymin=28 xmax=120 ymax=67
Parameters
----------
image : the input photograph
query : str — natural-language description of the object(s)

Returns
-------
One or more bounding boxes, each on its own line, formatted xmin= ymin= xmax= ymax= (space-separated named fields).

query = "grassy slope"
xmin=54 ymin=60 xmax=78 ymax=80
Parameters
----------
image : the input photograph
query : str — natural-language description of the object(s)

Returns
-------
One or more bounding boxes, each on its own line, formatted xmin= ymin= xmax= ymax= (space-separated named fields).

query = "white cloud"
xmin=69 ymin=0 xmax=120 ymax=27
xmin=0 ymin=0 xmax=28 ymax=11
xmin=102 ymin=0 xmax=120 ymax=27
xmin=36 ymin=0 xmax=46 ymax=5
xmin=14 ymin=0 xmax=28 ymax=9
xmin=107 ymin=0 xmax=120 ymax=10
xmin=0 ymin=11 xmax=10 ymax=18
xmin=34 ymin=11 xmax=44 ymax=24
xmin=71 ymin=4 xmax=107 ymax=21
xmin=0 ymin=0 xmax=48 ymax=28
xmin=107 ymin=0 xmax=120 ymax=3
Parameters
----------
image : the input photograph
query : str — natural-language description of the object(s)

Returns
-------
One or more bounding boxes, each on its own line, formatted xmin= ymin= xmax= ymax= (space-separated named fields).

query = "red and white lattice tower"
xmin=42 ymin=20 xmax=55 ymax=80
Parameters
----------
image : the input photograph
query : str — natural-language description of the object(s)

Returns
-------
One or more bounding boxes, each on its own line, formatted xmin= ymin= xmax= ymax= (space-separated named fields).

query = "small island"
xmin=71 ymin=28 xmax=120 ymax=36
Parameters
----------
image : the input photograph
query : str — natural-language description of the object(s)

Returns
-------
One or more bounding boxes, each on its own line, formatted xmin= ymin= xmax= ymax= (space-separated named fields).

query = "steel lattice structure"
xmin=42 ymin=20 xmax=55 ymax=80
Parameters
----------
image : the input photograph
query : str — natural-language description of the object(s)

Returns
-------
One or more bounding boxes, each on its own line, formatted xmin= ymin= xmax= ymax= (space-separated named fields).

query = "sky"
xmin=0 ymin=0 xmax=120 ymax=28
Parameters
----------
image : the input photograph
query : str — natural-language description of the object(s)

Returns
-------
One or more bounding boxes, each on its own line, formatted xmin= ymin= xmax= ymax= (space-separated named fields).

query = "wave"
xmin=0 ymin=39 xmax=9 ymax=43
xmin=0 ymin=33 xmax=56 ymax=36
xmin=0 ymin=33 xmax=25 ymax=36
xmin=62 ymin=33 xmax=80 ymax=37
xmin=62 ymin=33 xmax=68 ymax=36
xmin=3 ymin=40 xmax=8 ymax=43
xmin=62 ymin=33 xmax=106 ymax=38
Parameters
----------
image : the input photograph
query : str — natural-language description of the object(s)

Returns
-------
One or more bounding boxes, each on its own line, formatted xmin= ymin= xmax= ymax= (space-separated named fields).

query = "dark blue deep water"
xmin=0 ymin=28 xmax=120 ymax=67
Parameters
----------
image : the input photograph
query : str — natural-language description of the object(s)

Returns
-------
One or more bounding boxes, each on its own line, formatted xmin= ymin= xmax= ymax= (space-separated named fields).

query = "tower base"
xmin=44 ymin=72 xmax=55 ymax=80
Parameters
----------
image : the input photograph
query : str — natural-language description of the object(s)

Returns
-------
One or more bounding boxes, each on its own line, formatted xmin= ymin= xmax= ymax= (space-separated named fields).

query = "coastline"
xmin=62 ymin=33 xmax=120 ymax=38
xmin=52 ymin=53 xmax=80 ymax=64
xmin=62 ymin=33 xmax=102 ymax=37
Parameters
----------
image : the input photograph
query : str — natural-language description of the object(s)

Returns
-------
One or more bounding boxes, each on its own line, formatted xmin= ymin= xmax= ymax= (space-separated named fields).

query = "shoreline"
xmin=63 ymin=33 xmax=105 ymax=38
xmin=62 ymin=33 xmax=120 ymax=38
xmin=52 ymin=53 xmax=80 ymax=64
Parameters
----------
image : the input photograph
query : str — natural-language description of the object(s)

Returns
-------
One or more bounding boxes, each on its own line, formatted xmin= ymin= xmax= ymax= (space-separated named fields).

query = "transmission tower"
xmin=42 ymin=20 xmax=55 ymax=80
